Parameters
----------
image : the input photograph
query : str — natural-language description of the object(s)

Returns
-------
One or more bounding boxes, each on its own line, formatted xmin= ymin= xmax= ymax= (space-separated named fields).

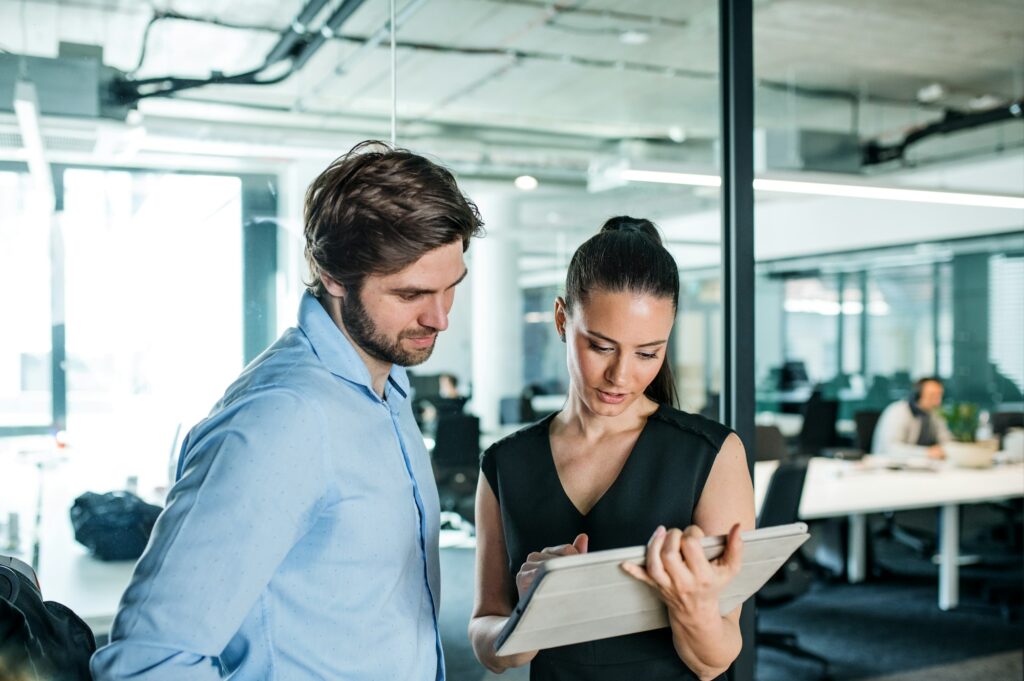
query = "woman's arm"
xmin=468 ymin=476 xmax=538 ymax=673
xmin=622 ymin=433 xmax=756 ymax=681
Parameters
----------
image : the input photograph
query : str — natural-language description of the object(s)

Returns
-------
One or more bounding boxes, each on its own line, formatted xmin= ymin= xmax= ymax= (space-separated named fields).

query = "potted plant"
xmin=941 ymin=403 xmax=997 ymax=467
xmin=941 ymin=402 xmax=979 ymax=443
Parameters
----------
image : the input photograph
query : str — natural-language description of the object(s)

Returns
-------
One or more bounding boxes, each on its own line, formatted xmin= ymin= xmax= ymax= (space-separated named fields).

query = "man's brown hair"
xmin=304 ymin=140 xmax=483 ymax=297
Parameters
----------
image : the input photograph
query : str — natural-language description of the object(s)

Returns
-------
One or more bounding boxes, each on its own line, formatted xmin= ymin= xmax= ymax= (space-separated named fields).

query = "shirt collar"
xmin=298 ymin=291 xmax=410 ymax=405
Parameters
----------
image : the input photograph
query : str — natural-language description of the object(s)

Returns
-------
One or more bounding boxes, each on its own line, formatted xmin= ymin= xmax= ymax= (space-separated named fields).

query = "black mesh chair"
xmin=754 ymin=424 xmax=789 ymax=462
xmin=853 ymin=410 xmax=882 ymax=453
xmin=432 ymin=414 xmax=481 ymax=521
xmin=797 ymin=394 xmax=839 ymax=456
xmin=756 ymin=457 xmax=831 ymax=680
xmin=992 ymin=411 xmax=1024 ymax=447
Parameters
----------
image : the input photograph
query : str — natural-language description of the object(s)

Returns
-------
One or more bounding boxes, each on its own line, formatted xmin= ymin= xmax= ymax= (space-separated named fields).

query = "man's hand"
xmin=926 ymin=445 xmax=945 ymax=460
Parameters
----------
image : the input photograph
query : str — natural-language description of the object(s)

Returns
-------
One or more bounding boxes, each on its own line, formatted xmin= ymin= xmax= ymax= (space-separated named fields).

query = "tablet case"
xmin=495 ymin=522 xmax=809 ymax=656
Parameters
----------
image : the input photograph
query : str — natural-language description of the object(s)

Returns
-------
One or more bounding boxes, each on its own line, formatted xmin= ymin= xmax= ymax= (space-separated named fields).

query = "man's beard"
xmin=341 ymin=289 xmax=437 ymax=367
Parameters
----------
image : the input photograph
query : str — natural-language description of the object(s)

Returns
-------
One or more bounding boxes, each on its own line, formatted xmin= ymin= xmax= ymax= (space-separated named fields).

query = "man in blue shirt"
xmin=91 ymin=141 xmax=483 ymax=680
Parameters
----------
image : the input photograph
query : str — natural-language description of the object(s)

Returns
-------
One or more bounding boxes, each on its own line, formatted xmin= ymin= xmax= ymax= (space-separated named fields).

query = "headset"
xmin=0 ymin=555 xmax=40 ymax=603
xmin=912 ymin=377 xmax=943 ymax=404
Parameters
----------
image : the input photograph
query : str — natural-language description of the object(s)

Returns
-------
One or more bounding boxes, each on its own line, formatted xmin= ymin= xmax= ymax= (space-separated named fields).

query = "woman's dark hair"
xmin=304 ymin=140 xmax=484 ymax=297
xmin=564 ymin=216 xmax=680 ymax=406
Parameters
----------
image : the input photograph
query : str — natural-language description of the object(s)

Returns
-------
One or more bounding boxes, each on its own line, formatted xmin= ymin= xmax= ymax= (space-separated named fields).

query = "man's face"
xmin=917 ymin=380 xmax=944 ymax=411
xmin=339 ymin=241 xmax=467 ymax=367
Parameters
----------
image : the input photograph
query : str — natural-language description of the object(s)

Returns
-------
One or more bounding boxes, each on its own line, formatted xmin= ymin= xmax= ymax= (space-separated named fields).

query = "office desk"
xmin=754 ymin=457 xmax=1024 ymax=610
xmin=3 ymin=448 xmax=152 ymax=635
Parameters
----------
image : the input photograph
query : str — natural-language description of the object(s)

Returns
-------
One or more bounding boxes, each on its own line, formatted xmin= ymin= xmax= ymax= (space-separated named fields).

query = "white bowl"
xmin=945 ymin=441 xmax=997 ymax=468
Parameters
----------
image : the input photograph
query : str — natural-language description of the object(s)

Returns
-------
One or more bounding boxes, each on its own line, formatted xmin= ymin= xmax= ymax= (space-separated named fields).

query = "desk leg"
xmin=847 ymin=513 xmax=866 ymax=583
xmin=939 ymin=503 xmax=959 ymax=611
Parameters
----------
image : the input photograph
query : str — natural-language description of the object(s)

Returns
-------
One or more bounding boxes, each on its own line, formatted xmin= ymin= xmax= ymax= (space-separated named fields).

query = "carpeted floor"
xmin=853 ymin=651 xmax=1022 ymax=681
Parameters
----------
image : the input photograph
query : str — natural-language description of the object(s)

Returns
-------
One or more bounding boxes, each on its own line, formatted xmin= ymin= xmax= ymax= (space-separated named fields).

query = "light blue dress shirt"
xmin=91 ymin=292 xmax=444 ymax=680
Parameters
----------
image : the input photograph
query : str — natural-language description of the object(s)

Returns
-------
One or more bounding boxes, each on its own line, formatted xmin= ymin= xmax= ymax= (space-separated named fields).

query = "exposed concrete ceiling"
xmin=0 ymin=0 xmax=1020 ymax=268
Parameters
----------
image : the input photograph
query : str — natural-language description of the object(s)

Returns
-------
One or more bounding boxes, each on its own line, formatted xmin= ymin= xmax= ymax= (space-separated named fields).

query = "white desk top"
xmin=755 ymin=457 xmax=1024 ymax=519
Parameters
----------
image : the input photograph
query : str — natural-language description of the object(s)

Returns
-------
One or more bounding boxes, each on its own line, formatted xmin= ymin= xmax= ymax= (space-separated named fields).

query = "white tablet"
xmin=495 ymin=522 xmax=809 ymax=656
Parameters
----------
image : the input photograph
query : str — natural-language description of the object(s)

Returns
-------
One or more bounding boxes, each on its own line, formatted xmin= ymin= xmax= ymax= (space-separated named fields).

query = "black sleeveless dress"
xmin=480 ymin=404 xmax=733 ymax=681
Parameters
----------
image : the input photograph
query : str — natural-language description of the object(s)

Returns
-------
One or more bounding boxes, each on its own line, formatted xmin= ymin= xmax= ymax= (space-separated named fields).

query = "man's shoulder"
xmin=223 ymin=328 xmax=335 ymax=402
xmin=880 ymin=400 xmax=911 ymax=418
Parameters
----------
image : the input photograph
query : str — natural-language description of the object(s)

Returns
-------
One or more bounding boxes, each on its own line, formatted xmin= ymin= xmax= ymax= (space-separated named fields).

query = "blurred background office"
xmin=0 ymin=1 xmax=1021 ymax=680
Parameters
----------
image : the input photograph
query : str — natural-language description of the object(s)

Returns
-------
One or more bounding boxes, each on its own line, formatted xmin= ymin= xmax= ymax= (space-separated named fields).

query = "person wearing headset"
xmin=871 ymin=377 xmax=952 ymax=459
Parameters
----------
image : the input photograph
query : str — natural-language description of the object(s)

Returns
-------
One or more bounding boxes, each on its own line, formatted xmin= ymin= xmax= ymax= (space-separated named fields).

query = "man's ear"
xmin=320 ymin=273 xmax=346 ymax=298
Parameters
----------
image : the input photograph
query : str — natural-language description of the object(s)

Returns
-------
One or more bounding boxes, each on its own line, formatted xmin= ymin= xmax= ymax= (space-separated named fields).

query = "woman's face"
xmin=556 ymin=289 xmax=675 ymax=417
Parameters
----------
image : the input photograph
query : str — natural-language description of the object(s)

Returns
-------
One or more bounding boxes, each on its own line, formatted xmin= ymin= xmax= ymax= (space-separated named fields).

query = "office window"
xmin=754 ymin=234 xmax=1023 ymax=423
xmin=865 ymin=264 xmax=936 ymax=383
xmin=60 ymin=169 xmax=243 ymax=487
xmin=989 ymin=254 xmax=1024 ymax=399
xmin=0 ymin=171 xmax=52 ymax=428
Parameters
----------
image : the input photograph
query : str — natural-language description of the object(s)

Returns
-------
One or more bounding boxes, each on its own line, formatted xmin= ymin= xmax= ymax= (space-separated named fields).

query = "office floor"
xmin=439 ymin=537 xmax=1023 ymax=681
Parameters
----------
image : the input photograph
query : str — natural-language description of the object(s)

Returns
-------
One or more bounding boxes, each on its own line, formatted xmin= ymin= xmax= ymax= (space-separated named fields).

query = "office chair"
xmin=992 ymin=411 xmax=1024 ymax=447
xmin=754 ymin=424 xmax=789 ymax=462
xmin=797 ymin=393 xmax=839 ymax=456
xmin=756 ymin=457 xmax=832 ymax=680
xmin=432 ymin=414 xmax=481 ymax=522
xmin=852 ymin=410 xmax=881 ymax=453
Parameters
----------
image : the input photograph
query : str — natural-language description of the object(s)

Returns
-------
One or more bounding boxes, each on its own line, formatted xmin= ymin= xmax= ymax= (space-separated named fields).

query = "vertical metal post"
xmin=242 ymin=175 xmax=279 ymax=364
xmin=50 ymin=166 xmax=67 ymax=432
xmin=720 ymin=1 xmax=755 ymax=679
xmin=932 ymin=262 xmax=941 ymax=375
xmin=859 ymin=270 xmax=869 ymax=378
xmin=836 ymin=272 xmax=846 ymax=378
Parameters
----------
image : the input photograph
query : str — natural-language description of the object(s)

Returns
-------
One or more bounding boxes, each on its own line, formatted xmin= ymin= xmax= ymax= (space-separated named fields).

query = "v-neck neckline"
xmin=544 ymin=404 xmax=662 ymax=518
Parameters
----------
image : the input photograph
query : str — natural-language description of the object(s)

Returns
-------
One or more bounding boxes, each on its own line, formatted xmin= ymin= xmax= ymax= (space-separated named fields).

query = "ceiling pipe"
xmin=117 ymin=0 xmax=367 ymax=104
xmin=264 ymin=0 xmax=333 ymax=65
xmin=291 ymin=0 xmax=369 ymax=71
xmin=863 ymin=99 xmax=1024 ymax=166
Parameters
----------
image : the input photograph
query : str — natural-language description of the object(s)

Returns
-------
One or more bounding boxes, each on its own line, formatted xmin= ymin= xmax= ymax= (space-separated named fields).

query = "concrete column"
xmin=470 ymin=192 xmax=522 ymax=433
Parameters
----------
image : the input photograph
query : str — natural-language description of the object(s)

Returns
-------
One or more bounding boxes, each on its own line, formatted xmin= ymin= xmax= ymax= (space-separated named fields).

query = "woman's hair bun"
xmin=599 ymin=216 xmax=663 ymax=246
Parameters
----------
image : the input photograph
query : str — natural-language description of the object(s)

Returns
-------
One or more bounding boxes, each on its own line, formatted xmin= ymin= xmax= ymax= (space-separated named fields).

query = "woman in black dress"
xmin=469 ymin=217 xmax=755 ymax=681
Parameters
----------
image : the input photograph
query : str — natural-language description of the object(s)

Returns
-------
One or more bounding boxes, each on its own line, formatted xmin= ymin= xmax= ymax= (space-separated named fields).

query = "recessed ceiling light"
xmin=619 ymin=30 xmax=650 ymax=45
xmin=916 ymin=82 xmax=946 ymax=104
xmin=515 ymin=175 xmax=539 ymax=191
xmin=667 ymin=126 xmax=687 ymax=143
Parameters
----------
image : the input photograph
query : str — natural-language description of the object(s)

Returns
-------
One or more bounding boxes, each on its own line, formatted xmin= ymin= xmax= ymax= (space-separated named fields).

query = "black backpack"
xmin=0 ymin=556 xmax=95 ymax=680
xmin=70 ymin=491 xmax=162 ymax=562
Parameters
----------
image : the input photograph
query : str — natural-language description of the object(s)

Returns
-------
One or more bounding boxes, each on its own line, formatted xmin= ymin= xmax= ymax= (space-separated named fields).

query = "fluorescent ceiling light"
xmin=752 ymin=178 xmax=1024 ymax=209
xmin=13 ymin=79 xmax=54 ymax=208
xmin=620 ymin=169 xmax=721 ymax=187
xmin=616 ymin=167 xmax=1024 ymax=210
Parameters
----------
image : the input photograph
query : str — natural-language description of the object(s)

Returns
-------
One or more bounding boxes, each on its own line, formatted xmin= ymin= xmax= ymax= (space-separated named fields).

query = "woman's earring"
xmin=559 ymin=332 xmax=566 ymax=343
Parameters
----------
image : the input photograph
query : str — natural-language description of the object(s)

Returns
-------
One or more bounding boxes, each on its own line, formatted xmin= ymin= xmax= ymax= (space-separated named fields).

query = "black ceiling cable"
xmin=863 ymin=99 xmax=1024 ymax=165
xmin=117 ymin=7 xmax=935 ymax=118
xmin=116 ymin=0 xmax=366 ymax=105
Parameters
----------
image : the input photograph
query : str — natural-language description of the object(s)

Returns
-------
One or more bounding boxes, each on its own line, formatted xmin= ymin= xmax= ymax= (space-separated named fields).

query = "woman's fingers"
xmin=719 ymin=523 xmax=744 ymax=578
xmin=661 ymin=528 xmax=695 ymax=591
xmin=620 ymin=561 xmax=656 ymax=587
xmin=645 ymin=525 xmax=669 ymax=586
xmin=679 ymin=530 xmax=713 ymax=587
